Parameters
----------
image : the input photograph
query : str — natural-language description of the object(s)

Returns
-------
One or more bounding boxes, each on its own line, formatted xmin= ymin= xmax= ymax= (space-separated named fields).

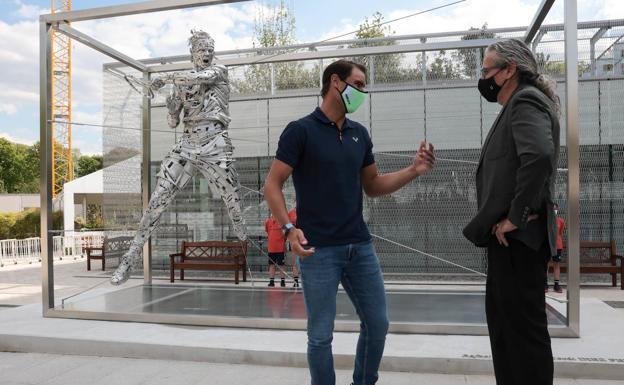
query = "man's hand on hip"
xmin=288 ymin=228 xmax=315 ymax=258
xmin=492 ymin=215 xmax=539 ymax=247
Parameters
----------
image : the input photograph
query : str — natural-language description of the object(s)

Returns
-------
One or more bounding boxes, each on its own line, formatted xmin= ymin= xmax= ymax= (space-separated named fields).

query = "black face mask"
xmin=478 ymin=75 xmax=504 ymax=103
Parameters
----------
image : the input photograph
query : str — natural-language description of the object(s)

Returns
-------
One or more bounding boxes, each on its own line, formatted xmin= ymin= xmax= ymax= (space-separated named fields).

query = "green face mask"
xmin=340 ymin=83 xmax=368 ymax=113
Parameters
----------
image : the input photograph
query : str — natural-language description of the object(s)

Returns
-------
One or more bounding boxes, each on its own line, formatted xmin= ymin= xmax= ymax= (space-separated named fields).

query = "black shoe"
xmin=554 ymin=282 xmax=562 ymax=293
xmin=268 ymin=280 xmax=275 ymax=287
xmin=280 ymin=279 xmax=286 ymax=287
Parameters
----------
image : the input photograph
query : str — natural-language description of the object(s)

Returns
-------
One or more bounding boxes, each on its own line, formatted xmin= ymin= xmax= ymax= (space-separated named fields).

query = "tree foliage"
xmin=427 ymin=50 xmax=462 ymax=80
xmin=346 ymin=12 xmax=429 ymax=84
xmin=0 ymin=138 xmax=103 ymax=193
xmin=0 ymin=209 xmax=63 ymax=239
xmin=536 ymin=52 xmax=591 ymax=77
xmin=231 ymin=0 xmax=317 ymax=94
xmin=74 ymin=204 xmax=103 ymax=230
xmin=348 ymin=12 xmax=414 ymax=84
xmin=0 ymin=138 xmax=39 ymax=193
xmin=455 ymin=24 xmax=496 ymax=79
xmin=75 ymin=155 xmax=103 ymax=179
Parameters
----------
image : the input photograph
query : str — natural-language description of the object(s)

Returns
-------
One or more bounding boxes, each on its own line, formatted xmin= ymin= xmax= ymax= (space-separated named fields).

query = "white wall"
xmin=0 ymin=194 xmax=39 ymax=213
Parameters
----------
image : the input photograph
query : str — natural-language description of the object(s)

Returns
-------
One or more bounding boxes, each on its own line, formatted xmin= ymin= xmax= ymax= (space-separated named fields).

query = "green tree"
xmin=0 ymin=209 xmax=63 ymax=239
xmin=231 ymin=0 xmax=317 ymax=94
xmin=427 ymin=50 xmax=461 ymax=80
xmin=0 ymin=138 xmax=39 ymax=193
xmin=347 ymin=12 xmax=413 ymax=84
xmin=75 ymin=155 xmax=103 ymax=178
xmin=0 ymin=138 xmax=104 ymax=194
xmin=85 ymin=204 xmax=103 ymax=229
xmin=0 ymin=138 xmax=23 ymax=193
xmin=536 ymin=52 xmax=590 ymax=77
xmin=18 ymin=141 xmax=40 ymax=193
xmin=456 ymin=24 xmax=496 ymax=79
xmin=0 ymin=213 xmax=16 ymax=239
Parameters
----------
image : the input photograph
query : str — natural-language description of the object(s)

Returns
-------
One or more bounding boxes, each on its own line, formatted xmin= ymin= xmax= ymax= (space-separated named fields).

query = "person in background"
xmin=265 ymin=212 xmax=287 ymax=287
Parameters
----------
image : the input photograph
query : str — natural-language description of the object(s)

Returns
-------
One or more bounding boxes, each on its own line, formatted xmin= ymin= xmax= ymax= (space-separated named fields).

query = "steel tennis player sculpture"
xmin=111 ymin=30 xmax=247 ymax=285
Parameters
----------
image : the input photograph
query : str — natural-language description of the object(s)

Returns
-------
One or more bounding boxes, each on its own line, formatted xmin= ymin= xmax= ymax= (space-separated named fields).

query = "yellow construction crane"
xmin=51 ymin=0 xmax=72 ymax=198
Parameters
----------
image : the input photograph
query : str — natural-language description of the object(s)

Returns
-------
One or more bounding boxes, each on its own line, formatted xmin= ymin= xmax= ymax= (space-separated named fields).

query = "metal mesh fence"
xmin=102 ymin=21 xmax=624 ymax=278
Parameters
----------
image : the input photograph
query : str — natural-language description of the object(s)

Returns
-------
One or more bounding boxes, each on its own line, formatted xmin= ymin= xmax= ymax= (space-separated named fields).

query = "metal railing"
xmin=0 ymin=232 xmax=104 ymax=266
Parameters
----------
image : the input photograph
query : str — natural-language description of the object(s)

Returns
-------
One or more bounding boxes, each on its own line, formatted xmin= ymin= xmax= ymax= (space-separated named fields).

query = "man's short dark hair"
xmin=321 ymin=59 xmax=367 ymax=97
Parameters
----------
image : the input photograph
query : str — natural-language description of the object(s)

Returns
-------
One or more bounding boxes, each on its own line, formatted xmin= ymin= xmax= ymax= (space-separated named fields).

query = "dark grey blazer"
xmin=463 ymin=84 xmax=560 ymax=255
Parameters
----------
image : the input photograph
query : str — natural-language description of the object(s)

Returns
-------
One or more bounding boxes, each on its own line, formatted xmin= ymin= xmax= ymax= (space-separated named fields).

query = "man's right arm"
xmin=264 ymin=160 xmax=314 ymax=257
xmin=264 ymin=160 xmax=293 ymax=231
xmin=265 ymin=121 xmax=314 ymax=257
xmin=264 ymin=159 xmax=314 ymax=257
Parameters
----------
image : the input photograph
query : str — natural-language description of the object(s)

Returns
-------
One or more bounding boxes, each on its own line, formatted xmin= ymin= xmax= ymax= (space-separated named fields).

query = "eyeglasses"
xmin=479 ymin=66 xmax=504 ymax=78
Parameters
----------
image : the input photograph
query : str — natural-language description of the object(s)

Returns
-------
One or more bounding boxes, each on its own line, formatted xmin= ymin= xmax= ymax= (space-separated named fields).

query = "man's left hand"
xmin=492 ymin=219 xmax=517 ymax=247
xmin=492 ymin=215 xmax=538 ymax=247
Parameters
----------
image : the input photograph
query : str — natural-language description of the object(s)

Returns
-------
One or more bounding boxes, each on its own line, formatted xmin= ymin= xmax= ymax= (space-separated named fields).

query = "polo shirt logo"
xmin=352 ymin=136 xmax=359 ymax=143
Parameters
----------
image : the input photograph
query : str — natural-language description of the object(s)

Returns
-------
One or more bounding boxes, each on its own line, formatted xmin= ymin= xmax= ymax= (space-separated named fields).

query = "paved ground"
xmin=1 ymin=259 xmax=623 ymax=384
xmin=1 ymin=352 xmax=623 ymax=385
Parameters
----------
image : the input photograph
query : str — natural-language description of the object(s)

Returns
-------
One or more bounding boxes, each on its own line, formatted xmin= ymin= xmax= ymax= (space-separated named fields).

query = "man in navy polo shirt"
xmin=264 ymin=59 xmax=435 ymax=385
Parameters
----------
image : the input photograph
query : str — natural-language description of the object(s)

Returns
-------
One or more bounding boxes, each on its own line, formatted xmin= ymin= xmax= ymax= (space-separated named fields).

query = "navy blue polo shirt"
xmin=275 ymin=107 xmax=375 ymax=247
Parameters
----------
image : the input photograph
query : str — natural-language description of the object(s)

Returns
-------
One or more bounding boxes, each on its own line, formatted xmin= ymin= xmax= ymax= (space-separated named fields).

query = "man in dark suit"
xmin=463 ymin=39 xmax=561 ymax=385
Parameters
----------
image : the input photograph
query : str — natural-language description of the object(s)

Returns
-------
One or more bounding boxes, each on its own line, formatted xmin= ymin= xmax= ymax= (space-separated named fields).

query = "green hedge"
xmin=0 ymin=209 xmax=63 ymax=239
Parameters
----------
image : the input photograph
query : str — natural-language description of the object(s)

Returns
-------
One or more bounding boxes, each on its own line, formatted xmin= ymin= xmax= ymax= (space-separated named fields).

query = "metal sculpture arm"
xmin=150 ymin=66 xmax=226 ymax=89
xmin=165 ymin=87 xmax=183 ymax=128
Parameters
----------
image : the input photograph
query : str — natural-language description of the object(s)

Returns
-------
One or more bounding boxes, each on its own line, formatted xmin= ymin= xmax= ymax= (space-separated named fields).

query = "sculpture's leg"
xmin=196 ymin=133 xmax=247 ymax=241
xmin=111 ymin=148 xmax=195 ymax=285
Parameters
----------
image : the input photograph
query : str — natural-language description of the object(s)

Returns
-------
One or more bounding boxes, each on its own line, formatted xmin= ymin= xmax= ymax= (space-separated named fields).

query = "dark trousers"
xmin=486 ymin=238 xmax=554 ymax=385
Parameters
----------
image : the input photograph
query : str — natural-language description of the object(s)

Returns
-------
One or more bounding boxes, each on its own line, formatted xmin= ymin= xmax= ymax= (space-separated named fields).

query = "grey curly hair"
xmin=487 ymin=38 xmax=561 ymax=114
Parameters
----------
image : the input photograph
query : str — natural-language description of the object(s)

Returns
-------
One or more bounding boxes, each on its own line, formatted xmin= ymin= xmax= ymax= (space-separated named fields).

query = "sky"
xmin=0 ymin=0 xmax=622 ymax=155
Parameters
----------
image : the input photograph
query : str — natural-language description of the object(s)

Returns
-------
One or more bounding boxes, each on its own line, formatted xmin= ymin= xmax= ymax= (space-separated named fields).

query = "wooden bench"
xmin=555 ymin=240 xmax=623 ymax=289
xmin=169 ymin=240 xmax=248 ymax=284
xmin=85 ymin=236 xmax=134 ymax=271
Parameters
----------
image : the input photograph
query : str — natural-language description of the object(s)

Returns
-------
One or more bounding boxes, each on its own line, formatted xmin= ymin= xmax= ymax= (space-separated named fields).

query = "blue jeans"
xmin=299 ymin=240 xmax=389 ymax=385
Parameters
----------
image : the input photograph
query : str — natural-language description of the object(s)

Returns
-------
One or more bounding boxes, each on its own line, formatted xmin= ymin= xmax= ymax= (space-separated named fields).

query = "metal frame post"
xmin=270 ymin=63 xmax=275 ymax=95
xmin=368 ymin=55 xmax=375 ymax=86
xmin=420 ymin=38 xmax=427 ymax=87
xmin=142 ymin=71 xmax=152 ymax=284
xmin=564 ymin=0 xmax=581 ymax=337
xmin=55 ymin=24 xmax=147 ymax=72
xmin=318 ymin=59 xmax=323 ymax=89
xmin=525 ymin=0 xmax=556 ymax=43
xmin=40 ymin=20 xmax=54 ymax=311
xmin=44 ymin=0 xmax=250 ymax=23
xmin=532 ymin=30 xmax=546 ymax=53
